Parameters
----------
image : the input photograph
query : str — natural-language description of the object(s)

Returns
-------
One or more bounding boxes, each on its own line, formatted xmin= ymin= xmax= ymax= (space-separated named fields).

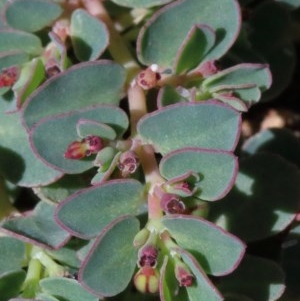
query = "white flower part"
xmin=150 ymin=64 xmax=159 ymax=72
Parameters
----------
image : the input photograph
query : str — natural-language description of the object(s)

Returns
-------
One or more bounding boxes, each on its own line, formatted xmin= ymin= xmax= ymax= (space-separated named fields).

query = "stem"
xmin=82 ymin=0 xmax=140 ymax=84
xmin=21 ymin=258 xmax=42 ymax=298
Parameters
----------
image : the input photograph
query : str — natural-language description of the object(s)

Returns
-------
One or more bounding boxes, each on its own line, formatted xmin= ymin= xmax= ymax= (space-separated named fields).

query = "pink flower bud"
xmin=64 ymin=136 xmax=103 ymax=160
xmin=175 ymin=262 xmax=194 ymax=287
xmin=134 ymin=266 xmax=160 ymax=294
xmin=0 ymin=66 xmax=19 ymax=88
xmin=118 ymin=150 xmax=139 ymax=177
xmin=160 ymin=193 xmax=185 ymax=214
xmin=198 ymin=60 xmax=219 ymax=78
xmin=136 ymin=67 xmax=161 ymax=90
xmin=138 ymin=245 xmax=158 ymax=268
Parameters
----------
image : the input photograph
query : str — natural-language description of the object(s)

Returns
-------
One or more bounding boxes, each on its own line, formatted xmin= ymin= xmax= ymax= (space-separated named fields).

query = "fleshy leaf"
xmin=78 ymin=216 xmax=140 ymax=297
xmin=161 ymin=215 xmax=246 ymax=276
xmin=0 ymin=29 xmax=42 ymax=55
xmin=242 ymin=128 xmax=300 ymax=168
xmin=202 ymin=64 xmax=272 ymax=106
xmin=76 ymin=119 xmax=116 ymax=140
xmin=160 ymin=148 xmax=238 ymax=201
xmin=176 ymin=248 xmax=223 ymax=301
xmin=0 ymin=51 xmax=29 ymax=70
xmin=22 ymin=61 xmax=126 ymax=129
xmin=55 ymin=179 xmax=144 ymax=238
xmin=40 ymin=277 xmax=98 ymax=301
xmin=137 ymin=0 xmax=241 ymax=68
xmin=219 ymin=255 xmax=285 ymax=301
xmin=110 ymin=0 xmax=173 ymax=8
xmin=209 ymin=153 xmax=300 ymax=242
xmin=157 ymin=86 xmax=189 ymax=108
xmin=0 ymin=269 xmax=26 ymax=301
xmin=0 ymin=237 xmax=26 ymax=274
xmin=1 ymin=201 xmax=71 ymax=249
xmin=30 ymin=105 xmax=128 ymax=174
xmin=70 ymin=9 xmax=109 ymax=61
xmin=137 ymin=102 xmax=241 ymax=155
xmin=174 ymin=24 xmax=216 ymax=74
xmin=0 ymin=99 xmax=62 ymax=187
xmin=4 ymin=0 xmax=62 ymax=32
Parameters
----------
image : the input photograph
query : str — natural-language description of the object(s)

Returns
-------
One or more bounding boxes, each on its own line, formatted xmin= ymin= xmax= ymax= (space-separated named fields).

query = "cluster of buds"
xmin=0 ymin=66 xmax=20 ymax=88
xmin=136 ymin=64 xmax=161 ymax=90
xmin=118 ymin=150 xmax=140 ymax=177
xmin=64 ymin=135 xmax=103 ymax=160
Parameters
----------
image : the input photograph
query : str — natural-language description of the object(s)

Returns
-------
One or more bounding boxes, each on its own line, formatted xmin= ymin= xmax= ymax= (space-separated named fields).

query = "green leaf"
xmin=160 ymin=148 xmax=238 ymax=201
xmin=78 ymin=216 xmax=139 ymax=297
xmin=0 ymin=99 xmax=62 ymax=187
xmin=55 ymin=179 xmax=144 ymax=238
xmin=177 ymin=248 xmax=223 ymax=301
xmin=70 ymin=9 xmax=109 ymax=61
xmin=138 ymin=102 xmax=241 ymax=155
xmin=1 ymin=201 xmax=71 ymax=249
xmin=219 ymin=255 xmax=285 ymax=301
xmin=0 ymin=237 xmax=26 ymax=274
xmin=0 ymin=51 xmax=29 ymax=70
xmin=0 ymin=29 xmax=42 ymax=55
xmin=242 ymin=128 xmax=300 ymax=168
xmin=209 ymin=153 xmax=300 ymax=242
xmin=203 ymin=64 xmax=272 ymax=105
xmin=30 ymin=105 xmax=128 ymax=174
xmin=174 ymin=24 xmax=216 ymax=74
xmin=162 ymin=215 xmax=246 ymax=276
xmin=110 ymin=0 xmax=173 ymax=8
xmin=22 ymin=61 xmax=126 ymax=129
xmin=40 ymin=277 xmax=98 ymax=301
xmin=137 ymin=0 xmax=241 ymax=68
xmin=4 ymin=0 xmax=62 ymax=32
xmin=157 ymin=86 xmax=188 ymax=108
xmin=0 ymin=269 xmax=26 ymax=301
xmin=12 ymin=58 xmax=45 ymax=111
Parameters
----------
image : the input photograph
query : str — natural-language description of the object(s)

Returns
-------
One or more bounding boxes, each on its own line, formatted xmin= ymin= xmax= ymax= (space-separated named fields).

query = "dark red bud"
xmin=136 ymin=67 xmax=160 ymax=90
xmin=118 ymin=150 xmax=139 ymax=177
xmin=0 ymin=66 xmax=20 ymax=88
xmin=175 ymin=266 xmax=194 ymax=287
xmin=160 ymin=193 xmax=185 ymax=214
xmin=138 ymin=245 xmax=158 ymax=268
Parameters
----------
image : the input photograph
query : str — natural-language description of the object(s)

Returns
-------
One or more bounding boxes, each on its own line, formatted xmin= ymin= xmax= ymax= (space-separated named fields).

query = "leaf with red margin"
xmin=161 ymin=215 xmax=246 ymax=276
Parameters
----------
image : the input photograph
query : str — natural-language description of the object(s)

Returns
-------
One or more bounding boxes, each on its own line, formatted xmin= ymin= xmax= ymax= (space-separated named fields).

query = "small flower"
xmin=160 ymin=193 xmax=185 ymax=214
xmin=197 ymin=60 xmax=219 ymax=78
xmin=118 ymin=150 xmax=139 ymax=177
xmin=134 ymin=266 xmax=160 ymax=294
xmin=174 ymin=261 xmax=194 ymax=287
xmin=136 ymin=65 xmax=161 ymax=90
xmin=0 ymin=66 xmax=20 ymax=88
xmin=64 ymin=136 xmax=103 ymax=160
xmin=138 ymin=244 xmax=158 ymax=268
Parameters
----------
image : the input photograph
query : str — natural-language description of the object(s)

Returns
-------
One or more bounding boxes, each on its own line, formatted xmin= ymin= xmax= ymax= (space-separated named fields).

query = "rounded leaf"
xmin=110 ymin=0 xmax=173 ymax=8
xmin=30 ymin=105 xmax=128 ymax=174
xmin=70 ymin=9 xmax=109 ymax=61
xmin=79 ymin=216 xmax=140 ymax=297
xmin=22 ymin=61 xmax=126 ymax=129
xmin=209 ymin=153 xmax=300 ymax=242
xmin=137 ymin=0 xmax=241 ymax=67
xmin=137 ymin=102 xmax=241 ymax=155
xmin=160 ymin=148 xmax=238 ymax=201
xmin=55 ymin=179 xmax=144 ymax=238
xmin=0 ymin=51 xmax=29 ymax=70
xmin=4 ymin=0 xmax=62 ymax=32
xmin=162 ymin=215 xmax=246 ymax=276
xmin=0 ymin=269 xmax=26 ymax=301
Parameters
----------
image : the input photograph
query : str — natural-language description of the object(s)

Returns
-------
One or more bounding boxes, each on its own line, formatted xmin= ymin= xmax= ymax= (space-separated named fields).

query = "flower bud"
xmin=174 ymin=261 xmax=194 ymax=287
xmin=118 ymin=150 xmax=139 ymax=177
xmin=136 ymin=65 xmax=161 ymax=90
xmin=138 ymin=244 xmax=158 ymax=268
xmin=64 ymin=136 xmax=103 ymax=160
xmin=197 ymin=60 xmax=219 ymax=78
xmin=0 ymin=66 xmax=20 ymax=88
xmin=160 ymin=193 xmax=185 ymax=214
xmin=133 ymin=228 xmax=150 ymax=248
xmin=134 ymin=267 xmax=160 ymax=294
